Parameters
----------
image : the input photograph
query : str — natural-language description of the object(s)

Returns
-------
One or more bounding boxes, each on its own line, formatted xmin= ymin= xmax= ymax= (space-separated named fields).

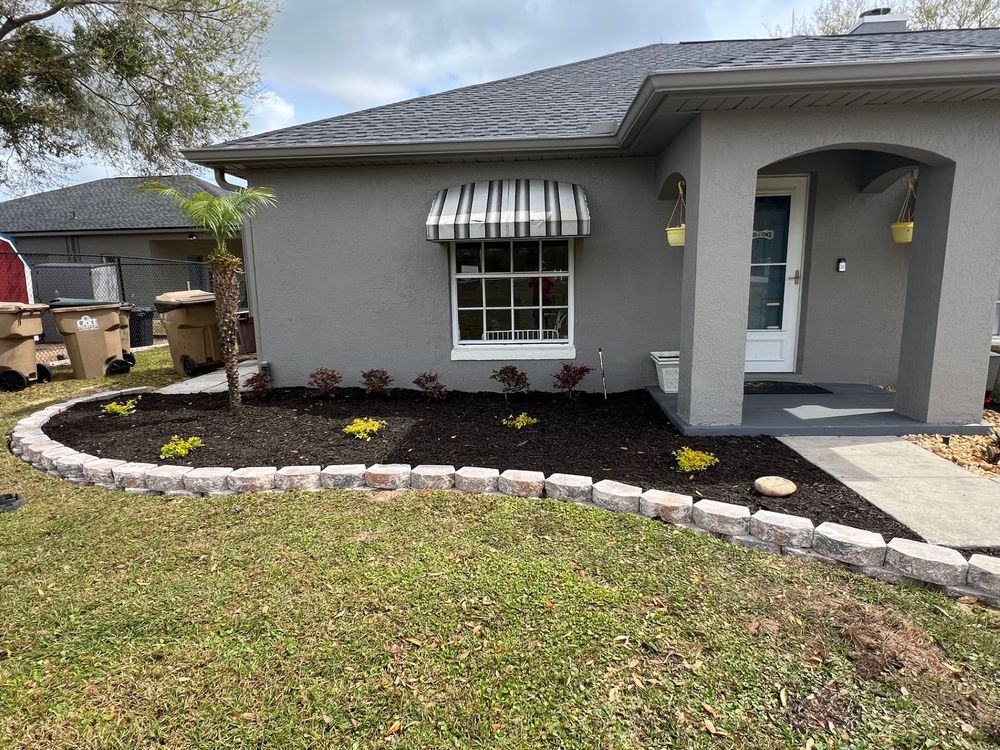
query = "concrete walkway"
xmin=157 ymin=360 xmax=259 ymax=395
xmin=780 ymin=435 xmax=1000 ymax=548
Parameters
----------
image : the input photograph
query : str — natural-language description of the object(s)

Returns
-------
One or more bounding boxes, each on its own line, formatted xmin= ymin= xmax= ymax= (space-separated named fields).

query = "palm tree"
xmin=141 ymin=181 xmax=276 ymax=409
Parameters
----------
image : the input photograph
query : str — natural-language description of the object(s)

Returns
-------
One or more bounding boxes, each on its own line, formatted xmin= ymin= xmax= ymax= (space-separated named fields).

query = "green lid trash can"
xmin=154 ymin=290 xmax=222 ymax=376
xmin=48 ymin=299 xmax=131 ymax=380
xmin=0 ymin=302 xmax=51 ymax=391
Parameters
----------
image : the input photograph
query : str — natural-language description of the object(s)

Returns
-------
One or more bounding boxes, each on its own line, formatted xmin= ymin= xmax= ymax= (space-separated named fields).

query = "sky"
xmin=4 ymin=0 xmax=825 ymax=199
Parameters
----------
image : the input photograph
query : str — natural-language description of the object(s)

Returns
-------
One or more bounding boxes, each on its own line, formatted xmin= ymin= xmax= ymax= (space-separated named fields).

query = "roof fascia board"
xmin=4 ymin=227 xmax=219 ymax=238
xmin=184 ymin=55 xmax=1000 ymax=168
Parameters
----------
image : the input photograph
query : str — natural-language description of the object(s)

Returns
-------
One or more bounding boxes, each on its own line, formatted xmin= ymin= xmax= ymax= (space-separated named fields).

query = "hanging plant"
xmin=891 ymin=175 xmax=916 ymax=244
xmin=665 ymin=180 xmax=686 ymax=247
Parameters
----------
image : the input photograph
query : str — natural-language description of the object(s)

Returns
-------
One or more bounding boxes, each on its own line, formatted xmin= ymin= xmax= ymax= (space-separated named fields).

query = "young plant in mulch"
xmin=308 ymin=368 xmax=342 ymax=397
xmin=160 ymin=436 xmax=204 ymax=461
xmin=343 ymin=417 xmax=388 ymax=442
xmin=491 ymin=365 xmax=529 ymax=400
xmin=673 ymin=446 xmax=719 ymax=475
xmin=413 ymin=372 xmax=447 ymax=401
xmin=502 ymin=412 xmax=538 ymax=430
xmin=552 ymin=363 xmax=593 ymax=399
xmin=362 ymin=369 xmax=394 ymax=397
xmin=101 ymin=399 xmax=137 ymax=416
xmin=242 ymin=371 xmax=271 ymax=399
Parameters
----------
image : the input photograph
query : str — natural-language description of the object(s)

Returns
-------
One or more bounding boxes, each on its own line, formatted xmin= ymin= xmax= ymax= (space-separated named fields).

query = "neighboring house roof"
xmin=0 ymin=175 xmax=226 ymax=234
xmin=201 ymin=28 xmax=1000 ymax=154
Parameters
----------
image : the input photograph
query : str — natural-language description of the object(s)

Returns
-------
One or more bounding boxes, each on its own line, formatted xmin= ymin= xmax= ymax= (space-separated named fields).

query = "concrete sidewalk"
xmin=781 ymin=435 xmax=1000 ymax=548
xmin=157 ymin=360 xmax=259 ymax=395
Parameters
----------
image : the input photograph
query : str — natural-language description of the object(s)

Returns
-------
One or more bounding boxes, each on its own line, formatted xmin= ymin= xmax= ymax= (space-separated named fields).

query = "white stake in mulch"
xmin=598 ymin=347 xmax=608 ymax=399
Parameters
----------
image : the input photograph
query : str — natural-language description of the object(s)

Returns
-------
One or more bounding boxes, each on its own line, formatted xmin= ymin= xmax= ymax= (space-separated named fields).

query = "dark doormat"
xmin=744 ymin=381 xmax=833 ymax=395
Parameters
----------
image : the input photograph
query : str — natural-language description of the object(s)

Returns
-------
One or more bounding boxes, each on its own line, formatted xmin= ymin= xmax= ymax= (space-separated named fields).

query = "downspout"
xmin=213 ymin=168 xmax=242 ymax=192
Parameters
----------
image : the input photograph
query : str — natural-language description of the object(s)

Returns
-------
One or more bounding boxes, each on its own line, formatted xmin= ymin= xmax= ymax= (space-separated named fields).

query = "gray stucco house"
xmin=186 ymin=16 xmax=1000 ymax=434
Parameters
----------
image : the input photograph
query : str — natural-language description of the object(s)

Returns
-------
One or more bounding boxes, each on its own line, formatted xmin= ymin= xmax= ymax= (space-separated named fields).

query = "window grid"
xmin=451 ymin=240 xmax=573 ymax=346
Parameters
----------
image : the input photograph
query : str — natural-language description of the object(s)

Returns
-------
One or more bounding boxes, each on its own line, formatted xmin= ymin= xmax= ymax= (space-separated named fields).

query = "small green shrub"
xmin=101 ymin=399 xmax=137 ymax=416
xmin=343 ymin=417 xmax=387 ymax=441
xmin=673 ymin=446 xmax=719 ymax=473
xmin=160 ymin=435 xmax=204 ymax=460
xmin=502 ymin=412 xmax=538 ymax=430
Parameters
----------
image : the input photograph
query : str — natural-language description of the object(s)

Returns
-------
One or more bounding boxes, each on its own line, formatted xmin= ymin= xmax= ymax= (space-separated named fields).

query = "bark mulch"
xmin=41 ymin=387 xmax=948 ymax=545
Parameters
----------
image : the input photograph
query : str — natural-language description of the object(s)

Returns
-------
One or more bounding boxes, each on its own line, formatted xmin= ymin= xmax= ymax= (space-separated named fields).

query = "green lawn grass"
xmin=1 ymin=350 xmax=998 ymax=749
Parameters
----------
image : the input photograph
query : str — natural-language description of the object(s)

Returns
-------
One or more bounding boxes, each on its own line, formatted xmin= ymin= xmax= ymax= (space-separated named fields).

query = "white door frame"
xmin=745 ymin=175 xmax=809 ymax=373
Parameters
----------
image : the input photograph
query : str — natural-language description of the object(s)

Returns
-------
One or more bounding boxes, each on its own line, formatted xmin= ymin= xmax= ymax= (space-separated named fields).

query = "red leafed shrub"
xmin=490 ymin=365 xmax=530 ymax=400
xmin=362 ymin=368 xmax=394 ymax=396
xmin=413 ymin=371 xmax=447 ymax=401
xmin=308 ymin=368 xmax=342 ymax=397
xmin=242 ymin=371 xmax=270 ymax=399
xmin=552 ymin=363 xmax=592 ymax=398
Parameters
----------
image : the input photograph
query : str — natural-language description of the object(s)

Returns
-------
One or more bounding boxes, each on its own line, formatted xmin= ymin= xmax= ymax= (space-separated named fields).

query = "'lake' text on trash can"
xmin=76 ymin=316 xmax=100 ymax=331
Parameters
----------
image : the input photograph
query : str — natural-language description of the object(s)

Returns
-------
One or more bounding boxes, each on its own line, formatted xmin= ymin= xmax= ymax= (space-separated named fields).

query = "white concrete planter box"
xmin=650 ymin=351 xmax=680 ymax=394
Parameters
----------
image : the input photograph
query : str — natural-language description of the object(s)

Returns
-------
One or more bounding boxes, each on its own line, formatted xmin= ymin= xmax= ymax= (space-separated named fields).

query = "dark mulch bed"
xmin=43 ymin=387 xmax=938 ymax=543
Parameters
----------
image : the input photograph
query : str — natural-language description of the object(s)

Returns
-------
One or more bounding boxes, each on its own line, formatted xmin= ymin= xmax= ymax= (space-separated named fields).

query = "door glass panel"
xmin=751 ymin=196 xmax=792 ymax=264
xmin=747 ymin=265 xmax=785 ymax=330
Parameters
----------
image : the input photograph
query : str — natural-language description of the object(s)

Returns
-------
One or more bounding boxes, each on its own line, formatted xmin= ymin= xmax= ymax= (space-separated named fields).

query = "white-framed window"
xmin=450 ymin=239 xmax=576 ymax=360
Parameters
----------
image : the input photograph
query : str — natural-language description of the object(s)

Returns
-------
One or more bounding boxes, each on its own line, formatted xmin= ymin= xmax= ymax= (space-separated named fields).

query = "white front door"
xmin=745 ymin=176 xmax=808 ymax=373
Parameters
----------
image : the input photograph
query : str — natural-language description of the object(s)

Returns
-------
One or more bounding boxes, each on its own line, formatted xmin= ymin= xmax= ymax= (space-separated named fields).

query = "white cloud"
xmin=249 ymin=91 xmax=297 ymax=133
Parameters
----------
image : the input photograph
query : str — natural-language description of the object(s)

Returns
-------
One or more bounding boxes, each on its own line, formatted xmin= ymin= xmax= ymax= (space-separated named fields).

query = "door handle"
xmin=787 ymin=269 xmax=801 ymax=285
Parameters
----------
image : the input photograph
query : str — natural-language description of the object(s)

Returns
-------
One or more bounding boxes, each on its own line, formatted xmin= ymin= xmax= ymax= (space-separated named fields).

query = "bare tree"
xmin=770 ymin=0 xmax=1000 ymax=36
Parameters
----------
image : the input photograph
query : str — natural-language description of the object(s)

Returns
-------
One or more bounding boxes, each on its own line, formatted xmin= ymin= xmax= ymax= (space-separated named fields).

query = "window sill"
xmin=450 ymin=344 xmax=576 ymax=361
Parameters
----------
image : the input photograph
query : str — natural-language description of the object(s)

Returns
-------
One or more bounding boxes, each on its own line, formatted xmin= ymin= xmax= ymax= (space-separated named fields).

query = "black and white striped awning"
xmin=426 ymin=179 xmax=591 ymax=242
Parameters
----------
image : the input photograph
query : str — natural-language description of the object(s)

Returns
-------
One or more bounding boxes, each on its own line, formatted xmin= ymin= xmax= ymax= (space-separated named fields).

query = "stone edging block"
xmin=275 ymin=465 xmax=322 ymax=491
xmin=499 ymin=469 xmax=545 ymax=498
xmin=885 ymin=538 xmax=969 ymax=586
xmin=411 ymin=465 xmax=456 ymax=490
xmin=321 ymin=464 xmax=367 ymax=489
xmin=364 ymin=464 xmax=411 ymax=489
xmin=813 ymin=522 xmax=886 ymax=566
xmin=545 ymin=473 xmax=592 ymax=503
xmin=692 ymin=499 xmax=750 ymax=536
xmin=455 ymin=466 xmax=499 ymax=493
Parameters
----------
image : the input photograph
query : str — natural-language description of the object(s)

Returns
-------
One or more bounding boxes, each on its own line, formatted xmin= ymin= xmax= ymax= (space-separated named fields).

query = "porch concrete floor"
xmin=648 ymin=383 xmax=991 ymax=437
xmin=157 ymin=360 xmax=259 ymax=394
xmin=780 ymin=436 xmax=1000 ymax=548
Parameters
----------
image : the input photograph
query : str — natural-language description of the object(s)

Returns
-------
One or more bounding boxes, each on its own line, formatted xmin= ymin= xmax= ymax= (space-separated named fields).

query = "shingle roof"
xmin=0 ymin=175 xmax=226 ymax=234
xmin=212 ymin=28 xmax=1000 ymax=150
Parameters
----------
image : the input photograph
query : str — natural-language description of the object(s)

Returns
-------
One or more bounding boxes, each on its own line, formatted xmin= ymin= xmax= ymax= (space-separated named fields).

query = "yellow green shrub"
xmin=343 ymin=417 xmax=387 ymax=442
xmin=101 ymin=399 xmax=137 ymax=416
xmin=502 ymin=412 xmax=539 ymax=430
xmin=160 ymin=435 xmax=204 ymax=460
xmin=673 ymin=446 xmax=719 ymax=473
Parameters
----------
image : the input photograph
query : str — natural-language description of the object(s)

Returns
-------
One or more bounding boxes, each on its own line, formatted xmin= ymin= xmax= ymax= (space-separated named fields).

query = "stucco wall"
xmin=246 ymin=158 xmax=678 ymax=391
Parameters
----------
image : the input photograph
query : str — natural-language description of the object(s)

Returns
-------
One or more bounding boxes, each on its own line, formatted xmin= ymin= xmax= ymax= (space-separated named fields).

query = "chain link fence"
xmin=3 ymin=250 xmax=246 ymax=364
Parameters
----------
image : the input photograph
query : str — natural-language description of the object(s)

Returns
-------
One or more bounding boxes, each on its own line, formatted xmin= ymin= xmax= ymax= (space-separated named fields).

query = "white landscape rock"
xmin=184 ymin=467 xmax=235 ymax=495
xmin=885 ymin=538 xmax=968 ymax=585
xmin=591 ymin=479 xmax=642 ymax=514
xmin=967 ymin=554 xmax=1000 ymax=596
xmin=455 ymin=467 xmax=500 ymax=493
xmin=544 ymin=473 xmax=593 ymax=503
xmin=750 ymin=510 xmax=814 ymax=548
xmin=499 ymin=469 xmax=546 ymax=498
xmin=813 ymin=522 xmax=886 ymax=566
xmin=639 ymin=490 xmax=693 ymax=523
xmin=320 ymin=464 xmax=367 ymax=489
xmin=691 ymin=499 xmax=751 ymax=536
xmin=275 ymin=465 xmax=322 ymax=491
xmin=228 ymin=466 xmax=277 ymax=493
xmin=753 ymin=476 xmax=797 ymax=497
xmin=410 ymin=465 xmax=456 ymax=490
xmin=364 ymin=464 xmax=411 ymax=490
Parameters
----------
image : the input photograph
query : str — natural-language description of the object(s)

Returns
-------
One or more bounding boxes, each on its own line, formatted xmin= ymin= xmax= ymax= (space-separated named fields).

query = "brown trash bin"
xmin=236 ymin=311 xmax=257 ymax=355
xmin=118 ymin=303 xmax=136 ymax=365
xmin=154 ymin=290 xmax=222 ymax=376
xmin=49 ymin=302 xmax=131 ymax=379
xmin=0 ymin=302 xmax=51 ymax=391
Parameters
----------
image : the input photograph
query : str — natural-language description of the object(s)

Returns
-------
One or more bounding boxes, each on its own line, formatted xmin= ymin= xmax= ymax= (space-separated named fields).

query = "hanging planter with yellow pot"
xmin=892 ymin=176 xmax=916 ymax=244
xmin=665 ymin=181 xmax=686 ymax=247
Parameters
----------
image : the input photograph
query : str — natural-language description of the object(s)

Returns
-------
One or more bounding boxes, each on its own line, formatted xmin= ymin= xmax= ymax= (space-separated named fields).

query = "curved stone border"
xmin=9 ymin=389 xmax=1000 ymax=608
